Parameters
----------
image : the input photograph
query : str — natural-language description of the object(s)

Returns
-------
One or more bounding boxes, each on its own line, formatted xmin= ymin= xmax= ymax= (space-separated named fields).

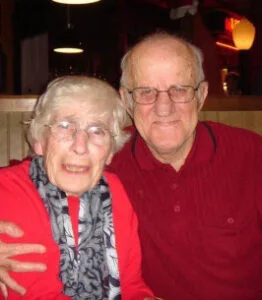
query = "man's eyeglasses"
xmin=45 ymin=121 xmax=113 ymax=146
xmin=126 ymin=81 xmax=204 ymax=104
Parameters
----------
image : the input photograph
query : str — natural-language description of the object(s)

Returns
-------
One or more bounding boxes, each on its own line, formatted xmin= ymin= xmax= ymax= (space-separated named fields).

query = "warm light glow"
xmin=52 ymin=0 xmax=101 ymax=3
xmin=216 ymin=41 xmax=239 ymax=51
xmin=54 ymin=47 xmax=84 ymax=54
xmin=221 ymin=68 xmax=228 ymax=83
xmin=223 ymin=82 xmax=228 ymax=94
xmin=221 ymin=68 xmax=228 ymax=95
xmin=225 ymin=17 xmax=240 ymax=33
xmin=232 ymin=18 xmax=256 ymax=50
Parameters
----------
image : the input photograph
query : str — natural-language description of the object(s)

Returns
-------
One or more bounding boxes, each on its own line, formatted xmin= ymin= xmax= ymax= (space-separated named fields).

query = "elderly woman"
xmin=0 ymin=76 xmax=153 ymax=299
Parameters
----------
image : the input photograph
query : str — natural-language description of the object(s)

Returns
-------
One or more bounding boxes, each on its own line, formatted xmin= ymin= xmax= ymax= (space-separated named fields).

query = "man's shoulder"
xmin=201 ymin=121 xmax=262 ymax=161
xmin=203 ymin=121 xmax=262 ymax=143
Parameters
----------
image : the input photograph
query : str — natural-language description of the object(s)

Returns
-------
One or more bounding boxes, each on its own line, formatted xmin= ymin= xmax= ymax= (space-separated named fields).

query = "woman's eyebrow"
xmin=87 ymin=122 xmax=108 ymax=128
xmin=55 ymin=115 xmax=79 ymax=123
xmin=56 ymin=116 xmax=107 ymax=128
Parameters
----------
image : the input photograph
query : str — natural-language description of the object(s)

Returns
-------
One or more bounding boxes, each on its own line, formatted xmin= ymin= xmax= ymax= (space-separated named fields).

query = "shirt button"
xmin=171 ymin=183 xmax=178 ymax=190
xmin=138 ymin=189 xmax=144 ymax=198
xmin=155 ymin=231 xmax=160 ymax=239
xmin=174 ymin=205 xmax=181 ymax=213
xmin=227 ymin=217 xmax=235 ymax=224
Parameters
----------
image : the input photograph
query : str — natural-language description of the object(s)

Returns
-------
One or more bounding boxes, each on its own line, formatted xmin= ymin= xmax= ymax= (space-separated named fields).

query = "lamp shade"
xmin=232 ymin=18 xmax=256 ymax=50
xmin=53 ymin=27 xmax=84 ymax=54
xmin=53 ymin=46 xmax=83 ymax=54
xmin=52 ymin=0 xmax=101 ymax=4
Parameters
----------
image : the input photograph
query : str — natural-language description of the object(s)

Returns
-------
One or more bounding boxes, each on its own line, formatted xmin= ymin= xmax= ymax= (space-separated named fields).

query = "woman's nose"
xmin=70 ymin=129 xmax=89 ymax=155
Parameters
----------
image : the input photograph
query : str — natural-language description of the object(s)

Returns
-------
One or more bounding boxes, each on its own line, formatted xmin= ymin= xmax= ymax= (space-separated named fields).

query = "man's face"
xmin=127 ymin=42 xmax=208 ymax=167
xmin=34 ymin=102 xmax=113 ymax=197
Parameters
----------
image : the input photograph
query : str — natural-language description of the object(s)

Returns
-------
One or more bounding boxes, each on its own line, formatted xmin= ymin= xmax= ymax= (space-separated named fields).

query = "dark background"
xmin=5 ymin=0 xmax=262 ymax=94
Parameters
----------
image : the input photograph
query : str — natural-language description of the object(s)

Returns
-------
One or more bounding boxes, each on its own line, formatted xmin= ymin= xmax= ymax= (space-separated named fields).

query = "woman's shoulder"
xmin=103 ymin=171 xmax=136 ymax=227
xmin=0 ymin=159 xmax=32 ymax=191
xmin=103 ymin=171 xmax=122 ymax=187
xmin=103 ymin=171 xmax=130 ymax=204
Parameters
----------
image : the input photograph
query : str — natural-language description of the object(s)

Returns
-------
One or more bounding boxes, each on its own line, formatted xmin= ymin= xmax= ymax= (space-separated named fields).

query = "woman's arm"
xmin=0 ymin=164 xmax=69 ymax=299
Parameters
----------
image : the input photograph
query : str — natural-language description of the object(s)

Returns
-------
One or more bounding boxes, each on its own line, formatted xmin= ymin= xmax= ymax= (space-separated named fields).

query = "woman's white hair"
xmin=27 ymin=75 xmax=130 ymax=153
xmin=120 ymin=31 xmax=206 ymax=109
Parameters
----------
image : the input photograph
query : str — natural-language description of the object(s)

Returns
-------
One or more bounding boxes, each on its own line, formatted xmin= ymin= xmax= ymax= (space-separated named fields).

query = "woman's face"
xmin=34 ymin=101 xmax=114 ymax=197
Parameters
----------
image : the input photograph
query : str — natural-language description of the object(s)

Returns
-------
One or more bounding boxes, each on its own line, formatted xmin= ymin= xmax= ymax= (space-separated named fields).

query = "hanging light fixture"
xmin=232 ymin=18 xmax=256 ymax=50
xmin=52 ymin=0 xmax=101 ymax=4
xmin=53 ymin=6 xmax=84 ymax=54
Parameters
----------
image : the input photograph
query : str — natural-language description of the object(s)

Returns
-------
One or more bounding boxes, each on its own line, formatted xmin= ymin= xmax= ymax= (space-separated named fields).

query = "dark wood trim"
xmin=0 ymin=95 xmax=37 ymax=111
xmin=203 ymin=95 xmax=262 ymax=111
xmin=1 ymin=95 xmax=262 ymax=112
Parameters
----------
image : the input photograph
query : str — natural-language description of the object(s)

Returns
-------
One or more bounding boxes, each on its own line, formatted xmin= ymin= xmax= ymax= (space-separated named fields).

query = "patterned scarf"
xmin=30 ymin=156 xmax=121 ymax=299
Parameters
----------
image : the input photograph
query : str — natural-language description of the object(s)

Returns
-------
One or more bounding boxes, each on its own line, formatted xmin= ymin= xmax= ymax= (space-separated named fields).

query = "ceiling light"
xmin=54 ymin=47 xmax=83 ymax=54
xmin=53 ymin=6 xmax=84 ymax=54
xmin=51 ymin=0 xmax=101 ymax=4
xmin=232 ymin=18 xmax=256 ymax=50
xmin=53 ymin=25 xmax=84 ymax=54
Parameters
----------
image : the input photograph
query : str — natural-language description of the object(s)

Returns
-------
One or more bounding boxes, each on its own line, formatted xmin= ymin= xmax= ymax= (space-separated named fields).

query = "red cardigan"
xmin=0 ymin=160 xmax=153 ymax=299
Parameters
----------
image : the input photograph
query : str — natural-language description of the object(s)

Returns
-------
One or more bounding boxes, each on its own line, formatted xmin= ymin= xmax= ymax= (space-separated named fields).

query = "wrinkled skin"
xmin=0 ymin=221 xmax=46 ymax=297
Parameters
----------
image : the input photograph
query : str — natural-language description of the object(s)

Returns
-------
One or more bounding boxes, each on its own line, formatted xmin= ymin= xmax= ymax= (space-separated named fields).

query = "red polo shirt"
xmin=109 ymin=121 xmax=262 ymax=300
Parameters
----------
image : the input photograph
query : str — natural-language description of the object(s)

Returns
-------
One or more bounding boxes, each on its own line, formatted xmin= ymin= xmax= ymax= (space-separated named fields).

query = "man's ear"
xmin=119 ymin=87 xmax=134 ymax=118
xmin=33 ymin=141 xmax=44 ymax=156
xmin=197 ymin=81 xmax=209 ymax=112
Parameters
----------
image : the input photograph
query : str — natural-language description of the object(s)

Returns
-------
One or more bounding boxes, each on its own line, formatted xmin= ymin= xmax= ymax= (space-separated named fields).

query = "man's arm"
xmin=0 ymin=221 xmax=46 ymax=297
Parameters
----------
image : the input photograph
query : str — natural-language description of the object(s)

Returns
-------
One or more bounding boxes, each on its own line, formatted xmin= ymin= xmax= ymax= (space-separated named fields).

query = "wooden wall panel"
xmin=0 ymin=96 xmax=262 ymax=167
xmin=199 ymin=111 xmax=262 ymax=135
xmin=0 ymin=112 xmax=30 ymax=167
xmin=9 ymin=113 xmax=24 ymax=162
xmin=22 ymin=112 xmax=32 ymax=157
xmin=0 ymin=113 xmax=8 ymax=166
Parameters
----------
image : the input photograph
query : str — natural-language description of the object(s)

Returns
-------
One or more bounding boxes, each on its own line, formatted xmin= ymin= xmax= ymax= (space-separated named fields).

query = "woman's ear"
xmin=105 ymin=151 xmax=114 ymax=166
xmin=119 ymin=87 xmax=134 ymax=118
xmin=33 ymin=141 xmax=44 ymax=156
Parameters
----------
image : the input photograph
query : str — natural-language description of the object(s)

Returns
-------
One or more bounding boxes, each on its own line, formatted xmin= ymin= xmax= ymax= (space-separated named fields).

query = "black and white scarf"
xmin=30 ymin=156 xmax=121 ymax=299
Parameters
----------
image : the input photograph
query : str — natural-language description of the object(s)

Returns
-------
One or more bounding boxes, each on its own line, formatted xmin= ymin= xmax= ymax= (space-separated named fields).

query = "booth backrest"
xmin=0 ymin=95 xmax=262 ymax=167
xmin=0 ymin=96 xmax=36 ymax=167
xmin=199 ymin=111 xmax=262 ymax=135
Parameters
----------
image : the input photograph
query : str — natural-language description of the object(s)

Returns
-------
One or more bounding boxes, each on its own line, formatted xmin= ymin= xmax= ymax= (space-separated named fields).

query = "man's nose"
xmin=154 ymin=91 xmax=174 ymax=116
xmin=70 ymin=129 xmax=89 ymax=155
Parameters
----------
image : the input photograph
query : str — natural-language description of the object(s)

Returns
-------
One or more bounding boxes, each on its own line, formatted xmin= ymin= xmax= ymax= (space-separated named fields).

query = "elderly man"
xmin=1 ymin=32 xmax=262 ymax=300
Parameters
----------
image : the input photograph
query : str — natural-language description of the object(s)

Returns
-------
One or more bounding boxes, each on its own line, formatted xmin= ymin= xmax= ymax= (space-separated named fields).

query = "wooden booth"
xmin=0 ymin=95 xmax=262 ymax=167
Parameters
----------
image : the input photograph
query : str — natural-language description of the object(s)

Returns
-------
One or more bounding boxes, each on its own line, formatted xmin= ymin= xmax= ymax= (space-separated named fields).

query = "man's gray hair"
xmin=120 ymin=32 xmax=206 ymax=109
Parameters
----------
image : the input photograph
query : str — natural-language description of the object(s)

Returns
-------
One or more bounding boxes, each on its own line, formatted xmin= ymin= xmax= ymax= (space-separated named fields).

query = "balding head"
xmin=120 ymin=32 xmax=205 ymax=90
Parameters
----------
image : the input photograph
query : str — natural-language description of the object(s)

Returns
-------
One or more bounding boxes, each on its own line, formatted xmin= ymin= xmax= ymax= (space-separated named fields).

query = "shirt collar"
xmin=133 ymin=122 xmax=216 ymax=171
